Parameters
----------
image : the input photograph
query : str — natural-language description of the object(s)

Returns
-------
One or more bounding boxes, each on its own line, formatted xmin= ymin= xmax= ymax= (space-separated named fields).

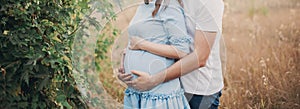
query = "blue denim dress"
xmin=123 ymin=0 xmax=192 ymax=109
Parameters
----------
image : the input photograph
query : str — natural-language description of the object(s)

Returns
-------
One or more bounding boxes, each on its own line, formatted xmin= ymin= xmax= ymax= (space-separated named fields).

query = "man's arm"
xmin=130 ymin=37 xmax=188 ymax=59
xmin=117 ymin=36 xmax=190 ymax=83
xmin=127 ymin=30 xmax=217 ymax=91
xmin=117 ymin=35 xmax=190 ymax=83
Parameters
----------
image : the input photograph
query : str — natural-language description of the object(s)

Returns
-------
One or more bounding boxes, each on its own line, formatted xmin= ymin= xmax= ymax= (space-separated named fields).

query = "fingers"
xmin=131 ymin=70 xmax=141 ymax=76
xmin=125 ymin=78 xmax=137 ymax=86
xmin=119 ymin=49 xmax=126 ymax=73
xmin=129 ymin=41 xmax=134 ymax=50
xmin=118 ymin=67 xmax=125 ymax=74
xmin=123 ymin=74 xmax=133 ymax=81
xmin=118 ymin=73 xmax=132 ymax=81
xmin=129 ymin=37 xmax=144 ymax=50
xmin=129 ymin=41 xmax=137 ymax=50
xmin=128 ymin=45 xmax=133 ymax=50
xmin=118 ymin=73 xmax=131 ymax=79
xmin=122 ymin=48 xmax=126 ymax=54
xmin=131 ymin=70 xmax=147 ymax=77
xmin=124 ymin=78 xmax=149 ymax=91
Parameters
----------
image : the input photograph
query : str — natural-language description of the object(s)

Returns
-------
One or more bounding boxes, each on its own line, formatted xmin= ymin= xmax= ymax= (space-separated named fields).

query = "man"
xmin=119 ymin=0 xmax=225 ymax=108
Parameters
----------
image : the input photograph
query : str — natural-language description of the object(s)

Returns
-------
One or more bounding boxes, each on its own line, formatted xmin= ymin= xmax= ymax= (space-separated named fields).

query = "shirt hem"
xmin=183 ymin=85 xmax=223 ymax=96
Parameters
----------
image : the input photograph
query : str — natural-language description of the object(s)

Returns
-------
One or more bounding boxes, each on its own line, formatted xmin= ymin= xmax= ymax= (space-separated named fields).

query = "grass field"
xmin=98 ymin=0 xmax=300 ymax=108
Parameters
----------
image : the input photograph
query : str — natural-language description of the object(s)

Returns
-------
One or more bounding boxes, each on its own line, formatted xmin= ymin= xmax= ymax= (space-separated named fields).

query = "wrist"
xmin=151 ymin=71 xmax=165 ymax=86
xmin=139 ymin=41 xmax=149 ymax=50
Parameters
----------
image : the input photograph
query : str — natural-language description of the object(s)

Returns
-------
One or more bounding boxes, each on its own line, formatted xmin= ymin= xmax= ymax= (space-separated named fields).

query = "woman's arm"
xmin=129 ymin=37 xmax=188 ymax=59
xmin=125 ymin=30 xmax=217 ymax=91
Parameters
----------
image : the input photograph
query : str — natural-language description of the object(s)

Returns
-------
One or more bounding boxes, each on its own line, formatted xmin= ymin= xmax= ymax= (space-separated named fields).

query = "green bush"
xmin=0 ymin=0 xmax=114 ymax=108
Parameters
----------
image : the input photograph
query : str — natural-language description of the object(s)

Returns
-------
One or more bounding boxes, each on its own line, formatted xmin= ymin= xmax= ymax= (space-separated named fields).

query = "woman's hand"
xmin=129 ymin=37 xmax=146 ymax=50
xmin=118 ymin=49 xmax=133 ymax=83
xmin=118 ymin=49 xmax=126 ymax=73
xmin=126 ymin=70 xmax=164 ymax=91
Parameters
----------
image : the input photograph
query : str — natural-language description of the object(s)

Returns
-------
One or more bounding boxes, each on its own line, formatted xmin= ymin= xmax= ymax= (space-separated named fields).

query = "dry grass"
xmin=221 ymin=0 xmax=300 ymax=108
xmin=98 ymin=0 xmax=300 ymax=108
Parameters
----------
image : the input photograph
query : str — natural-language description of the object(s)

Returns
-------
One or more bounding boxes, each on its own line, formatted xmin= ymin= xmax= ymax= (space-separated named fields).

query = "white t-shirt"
xmin=180 ymin=0 xmax=225 ymax=95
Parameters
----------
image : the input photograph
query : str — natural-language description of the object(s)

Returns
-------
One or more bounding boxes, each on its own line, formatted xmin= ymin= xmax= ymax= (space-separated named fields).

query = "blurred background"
xmin=97 ymin=0 xmax=300 ymax=108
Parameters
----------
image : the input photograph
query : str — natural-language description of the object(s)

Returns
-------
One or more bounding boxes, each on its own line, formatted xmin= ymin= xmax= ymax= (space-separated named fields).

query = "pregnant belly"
xmin=124 ymin=50 xmax=182 ymax=93
xmin=124 ymin=50 xmax=174 ymax=78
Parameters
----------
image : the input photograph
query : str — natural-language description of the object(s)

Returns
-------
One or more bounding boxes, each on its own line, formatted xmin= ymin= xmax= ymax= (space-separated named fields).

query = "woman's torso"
xmin=124 ymin=0 xmax=187 ymax=93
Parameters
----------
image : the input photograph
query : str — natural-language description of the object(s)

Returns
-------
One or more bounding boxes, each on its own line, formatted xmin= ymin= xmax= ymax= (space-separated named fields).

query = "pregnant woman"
xmin=122 ymin=0 xmax=192 ymax=108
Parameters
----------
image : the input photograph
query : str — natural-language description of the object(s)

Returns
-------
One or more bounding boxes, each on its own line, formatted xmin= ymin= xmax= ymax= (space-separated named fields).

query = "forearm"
xmin=140 ymin=41 xmax=187 ymax=59
xmin=153 ymin=31 xmax=216 ymax=83
xmin=125 ymin=53 xmax=201 ymax=91
xmin=152 ymin=51 xmax=204 ymax=83
xmin=126 ymin=31 xmax=218 ymax=91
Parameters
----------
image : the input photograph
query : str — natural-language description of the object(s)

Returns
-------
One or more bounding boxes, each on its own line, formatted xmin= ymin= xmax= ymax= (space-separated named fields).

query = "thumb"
xmin=129 ymin=45 xmax=134 ymax=50
xmin=131 ymin=70 xmax=144 ymax=76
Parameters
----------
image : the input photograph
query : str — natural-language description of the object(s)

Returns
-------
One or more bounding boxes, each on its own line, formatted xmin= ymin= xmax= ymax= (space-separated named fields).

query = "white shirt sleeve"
xmin=195 ymin=0 xmax=224 ymax=32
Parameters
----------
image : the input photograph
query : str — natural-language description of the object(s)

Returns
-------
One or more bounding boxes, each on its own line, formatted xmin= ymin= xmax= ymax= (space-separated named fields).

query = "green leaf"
xmin=38 ymin=76 xmax=50 ymax=90
xmin=31 ymin=103 xmax=38 ymax=109
xmin=62 ymin=101 xmax=72 ymax=109
xmin=21 ymin=71 xmax=29 ymax=85
xmin=0 ymin=0 xmax=116 ymax=108
xmin=52 ymin=35 xmax=62 ymax=43
xmin=18 ymin=102 xmax=28 ymax=108
xmin=56 ymin=94 xmax=66 ymax=103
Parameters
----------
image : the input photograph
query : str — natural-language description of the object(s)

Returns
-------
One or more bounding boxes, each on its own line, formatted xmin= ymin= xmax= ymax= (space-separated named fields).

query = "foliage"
xmin=95 ymin=23 xmax=119 ymax=71
xmin=0 ymin=0 xmax=115 ymax=108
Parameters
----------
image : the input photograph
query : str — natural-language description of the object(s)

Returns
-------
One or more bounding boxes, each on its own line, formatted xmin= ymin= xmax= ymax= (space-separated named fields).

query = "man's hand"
xmin=126 ymin=70 xmax=162 ymax=91
xmin=129 ymin=37 xmax=145 ymax=50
